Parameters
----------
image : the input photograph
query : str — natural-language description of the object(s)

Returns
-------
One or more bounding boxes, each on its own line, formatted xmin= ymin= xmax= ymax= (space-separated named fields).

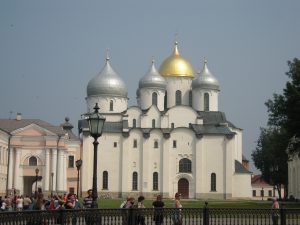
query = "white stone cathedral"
xmin=79 ymin=42 xmax=252 ymax=199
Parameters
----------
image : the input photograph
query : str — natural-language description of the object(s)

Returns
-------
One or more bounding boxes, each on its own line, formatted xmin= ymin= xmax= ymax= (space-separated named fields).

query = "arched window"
xmin=153 ymin=172 xmax=158 ymax=190
xmin=152 ymin=92 xmax=158 ymax=106
xmin=152 ymin=119 xmax=155 ymax=128
xmin=133 ymin=119 xmax=137 ymax=128
xmin=103 ymin=171 xmax=108 ymax=190
xmin=189 ymin=90 xmax=192 ymax=106
xmin=211 ymin=173 xmax=216 ymax=191
xmin=29 ymin=156 xmax=37 ymax=166
xmin=176 ymin=90 xmax=182 ymax=105
xmin=154 ymin=140 xmax=158 ymax=148
xmin=204 ymin=93 xmax=209 ymax=111
xmin=110 ymin=100 xmax=113 ymax=111
xmin=179 ymin=158 xmax=192 ymax=173
xmin=132 ymin=172 xmax=138 ymax=190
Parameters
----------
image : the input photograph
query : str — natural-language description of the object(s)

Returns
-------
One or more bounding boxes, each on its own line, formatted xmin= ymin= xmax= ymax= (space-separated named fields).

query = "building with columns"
xmin=79 ymin=41 xmax=252 ymax=199
xmin=0 ymin=115 xmax=80 ymax=196
xmin=288 ymin=154 xmax=300 ymax=199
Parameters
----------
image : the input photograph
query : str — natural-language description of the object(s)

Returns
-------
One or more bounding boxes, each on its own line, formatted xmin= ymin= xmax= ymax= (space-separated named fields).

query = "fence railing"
xmin=0 ymin=204 xmax=299 ymax=225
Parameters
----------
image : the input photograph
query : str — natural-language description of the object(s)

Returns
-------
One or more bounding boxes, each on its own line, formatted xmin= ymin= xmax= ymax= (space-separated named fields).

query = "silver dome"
xmin=87 ymin=56 xmax=128 ymax=98
xmin=192 ymin=60 xmax=220 ymax=90
xmin=139 ymin=60 xmax=167 ymax=89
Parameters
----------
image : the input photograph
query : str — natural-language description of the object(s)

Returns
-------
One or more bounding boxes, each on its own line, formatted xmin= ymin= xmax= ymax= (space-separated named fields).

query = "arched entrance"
xmin=178 ymin=178 xmax=189 ymax=198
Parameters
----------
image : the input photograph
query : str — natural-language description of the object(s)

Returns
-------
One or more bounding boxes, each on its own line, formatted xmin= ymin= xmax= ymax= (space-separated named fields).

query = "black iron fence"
xmin=0 ymin=205 xmax=299 ymax=225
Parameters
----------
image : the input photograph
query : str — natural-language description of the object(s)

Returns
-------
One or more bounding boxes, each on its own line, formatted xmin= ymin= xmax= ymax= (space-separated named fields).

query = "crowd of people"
xmin=0 ymin=190 xmax=183 ymax=225
xmin=0 ymin=192 xmax=82 ymax=211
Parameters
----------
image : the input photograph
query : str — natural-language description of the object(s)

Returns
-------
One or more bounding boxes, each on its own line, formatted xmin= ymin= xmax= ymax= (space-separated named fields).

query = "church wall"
xmin=232 ymin=174 xmax=252 ymax=198
xmin=167 ymin=106 xmax=198 ymax=128
xmin=127 ymin=107 xmax=142 ymax=128
xmin=165 ymin=77 xmax=193 ymax=108
xmin=140 ymin=107 xmax=161 ymax=128
xmin=192 ymin=89 xmax=219 ymax=111
xmin=87 ymin=96 xmax=128 ymax=113
xmin=139 ymin=88 xmax=165 ymax=111
xmin=201 ymin=136 xmax=225 ymax=195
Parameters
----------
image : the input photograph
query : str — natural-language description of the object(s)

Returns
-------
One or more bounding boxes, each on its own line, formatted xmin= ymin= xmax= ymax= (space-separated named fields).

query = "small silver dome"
xmin=87 ymin=56 xmax=128 ymax=98
xmin=139 ymin=60 xmax=167 ymax=89
xmin=192 ymin=60 xmax=219 ymax=90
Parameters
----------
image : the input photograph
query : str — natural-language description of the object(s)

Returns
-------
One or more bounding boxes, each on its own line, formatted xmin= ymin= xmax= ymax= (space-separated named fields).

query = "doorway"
xmin=178 ymin=178 xmax=189 ymax=198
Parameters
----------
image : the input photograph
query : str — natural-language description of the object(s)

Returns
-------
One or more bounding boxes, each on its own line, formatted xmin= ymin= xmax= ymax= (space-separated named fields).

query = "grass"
xmin=93 ymin=198 xmax=300 ymax=209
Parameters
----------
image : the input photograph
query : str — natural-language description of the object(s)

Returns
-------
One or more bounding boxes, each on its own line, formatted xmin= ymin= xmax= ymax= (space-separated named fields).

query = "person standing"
xmin=152 ymin=195 xmax=165 ymax=225
xmin=83 ymin=189 xmax=93 ymax=225
xmin=271 ymin=198 xmax=280 ymax=225
xmin=23 ymin=195 xmax=32 ymax=210
xmin=172 ymin=193 xmax=182 ymax=225
xmin=136 ymin=196 xmax=145 ymax=225
xmin=16 ymin=195 xmax=23 ymax=211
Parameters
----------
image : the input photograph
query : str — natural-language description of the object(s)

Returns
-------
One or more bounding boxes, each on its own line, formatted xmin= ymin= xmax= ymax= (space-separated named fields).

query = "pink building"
xmin=0 ymin=113 xmax=81 ymax=196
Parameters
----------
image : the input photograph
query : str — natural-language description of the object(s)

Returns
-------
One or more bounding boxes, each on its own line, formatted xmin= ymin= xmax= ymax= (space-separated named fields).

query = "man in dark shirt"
xmin=152 ymin=195 xmax=165 ymax=225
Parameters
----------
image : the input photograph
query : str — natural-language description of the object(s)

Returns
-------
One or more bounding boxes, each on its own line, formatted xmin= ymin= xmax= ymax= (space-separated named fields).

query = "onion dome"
xmin=139 ymin=60 xmax=167 ymax=89
xmin=192 ymin=60 xmax=219 ymax=90
xmin=159 ymin=41 xmax=194 ymax=77
xmin=87 ymin=55 xmax=128 ymax=98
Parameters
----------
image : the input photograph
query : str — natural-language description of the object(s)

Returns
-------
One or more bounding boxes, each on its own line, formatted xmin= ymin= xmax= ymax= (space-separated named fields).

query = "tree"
xmin=252 ymin=58 xmax=300 ymax=199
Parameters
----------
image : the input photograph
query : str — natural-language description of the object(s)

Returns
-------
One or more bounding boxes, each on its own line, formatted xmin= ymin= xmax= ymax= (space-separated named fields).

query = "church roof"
xmin=139 ymin=60 xmax=167 ymax=89
xmin=190 ymin=124 xmax=234 ymax=135
xmin=235 ymin=160 xmax=252 ymax=174
xmin=79 ymin=119 xmax=127 ymax=133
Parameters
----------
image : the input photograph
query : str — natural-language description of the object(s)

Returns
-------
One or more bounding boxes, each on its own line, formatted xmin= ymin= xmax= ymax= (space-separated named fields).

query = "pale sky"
xmin=1 ymin=0 xmax=300 ymax=172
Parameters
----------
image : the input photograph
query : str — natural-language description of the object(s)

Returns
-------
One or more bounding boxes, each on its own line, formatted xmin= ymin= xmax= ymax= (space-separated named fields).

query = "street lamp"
xmin=35 ymin=168 xmax=39 ymax=197
xmin=51 ymin=172 xmax=54 ymax=197
xmin=261 ymin=187 xmax=264 ymax=201
xmin=84 ymin=103 xmax=106 ymax=208
xmin=76 ymin=159 xmax=83 ymax=198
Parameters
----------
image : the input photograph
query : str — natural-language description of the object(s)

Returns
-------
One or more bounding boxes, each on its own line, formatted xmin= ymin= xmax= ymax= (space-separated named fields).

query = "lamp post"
xmin=84 ymin=103 xmax=106 ymax=208
xmin=261 ymin=187 xmax=264 ymax=201
xmin=35 ymin=168 xmax=39 ymax=197
xmin=76 ymin=159 xmax=82 ymax=198
xmin=51 ymin=172 xmax=54 ymax=197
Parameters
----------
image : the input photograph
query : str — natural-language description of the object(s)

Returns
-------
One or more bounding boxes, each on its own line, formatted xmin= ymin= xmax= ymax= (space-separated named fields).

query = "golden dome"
xmin=159 ymin=42 xmax=194 ymax=77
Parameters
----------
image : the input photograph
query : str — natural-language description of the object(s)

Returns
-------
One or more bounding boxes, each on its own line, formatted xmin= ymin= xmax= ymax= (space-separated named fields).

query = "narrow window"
xmin=189 ymin=90 xmax=192 ymax=106
xmin=179 ymin=158 xmax=192 ymax=173
xmin=261 ymin=189 xmax=264 ymax=197
xmin=154 ymin=140 xmax=158 ymax=148
xmin=211 ymin=173 xmax=216 ymax=191
xmin=133 ymin=139 xmax=137 ymax=148
xmin=110 ymin=100 xmax=113 ymax=111
xmin=103 ymin=171 xmax=108 ymax=189
xmin=68 ymin=156 xmax=74 ymax=168
xmin=152 ymin=92 xmax=158 ymax=106
xmin=152 ymin=119 xmax=155 ymax=128
xmin=171 ymin=123 xmax=175 ymax=129
xmin=164 ymin=91 xmax=167 ymax=109
xmin=253 ymin=190 xmax=256 ymax=197
xmin=133 ymin=119 xmax=136 ymax=128
xmin=153 ymin=172 xmax=158 ymax=190
xmin=29 ymin=156 xmax=37 ymax=166
xmin=175 ymin=90 xmax=182 ymax=105
xmin=204 ymin=93 xmax=209 ymax=111
xmin=173 ymin=140 xmax=177 ymax=148
xmin=113 ymin=142 xmax=117 ymax=148
xmin=132 ymin=172 xmax=138 ymax=190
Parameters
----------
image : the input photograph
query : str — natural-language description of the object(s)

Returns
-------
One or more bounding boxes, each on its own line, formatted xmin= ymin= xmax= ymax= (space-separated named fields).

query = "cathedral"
xmin=0 ymin=41 xmax=252 ymax=199
xmin=79 ymin=41 xmax=252 ymax=199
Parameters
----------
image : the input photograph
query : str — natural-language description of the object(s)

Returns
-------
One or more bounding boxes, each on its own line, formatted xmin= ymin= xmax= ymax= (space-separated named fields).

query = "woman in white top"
xmin=16 ymin=196 xmax=23 ymax=211
xmin=172 ymin=193 xmax=182 ymax=225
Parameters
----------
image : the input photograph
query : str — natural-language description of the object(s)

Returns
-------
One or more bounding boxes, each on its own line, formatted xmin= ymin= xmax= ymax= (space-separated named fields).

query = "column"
xmin=14 ymin=148 xmax=21 ymax=190
xmin=57 ymin=149 xmax=64 ymax=191
xmin=7 ymin=148 xmax=14 ymax=189
xmin=44 ymin=149 xmax=50 ymax=191
xmin=51 ymin=149 xmax=57 ymax=191
xmin=162 ymin=138 xmax=170 ymax=197
xmin=63 ymin=151 xmax=67 ymax=191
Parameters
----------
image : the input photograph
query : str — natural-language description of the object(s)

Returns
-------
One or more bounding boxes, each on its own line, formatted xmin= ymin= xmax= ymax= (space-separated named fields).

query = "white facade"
xmin=288 ymin=154 xmax=300 ymax=199
xmin=80 ymin=42 xmax=252 ymax=199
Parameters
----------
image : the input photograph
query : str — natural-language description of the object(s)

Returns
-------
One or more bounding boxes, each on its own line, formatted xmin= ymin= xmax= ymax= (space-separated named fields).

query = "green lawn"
xmin=93 ymin=198 xmax=300 ymax=209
